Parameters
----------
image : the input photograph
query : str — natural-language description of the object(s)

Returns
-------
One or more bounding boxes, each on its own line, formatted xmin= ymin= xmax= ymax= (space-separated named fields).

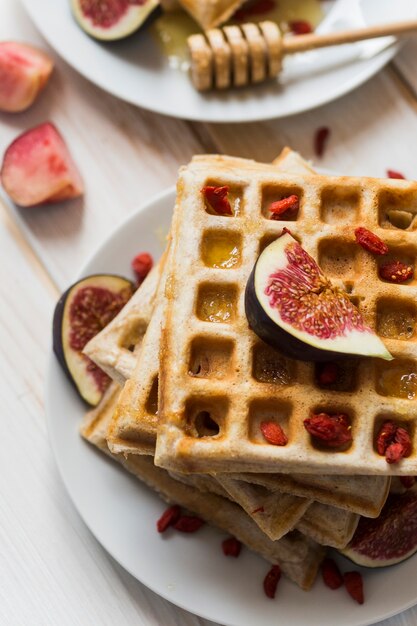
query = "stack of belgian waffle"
xmin=82 ymin=148 xmax=417 ymax=590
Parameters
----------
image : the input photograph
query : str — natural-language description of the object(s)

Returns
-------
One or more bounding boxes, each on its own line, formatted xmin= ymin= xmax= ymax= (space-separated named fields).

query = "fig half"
xmin=53 ymin=274 xmax=133 ymax=405
xmin=70 ymin=0 xmax=160 ymax=41
xmin=245 ymin=233 xmax=392 ymax=362
xmin=340 ymin=490 xmax=417 ymax=567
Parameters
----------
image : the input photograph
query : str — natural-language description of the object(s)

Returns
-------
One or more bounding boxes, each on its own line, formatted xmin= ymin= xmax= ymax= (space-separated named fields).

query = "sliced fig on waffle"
xmin=340 ymin=490 xmax=417 ymax=567
xmin=245 ymin=232 xmax=392 ymax=362
xmin=53 ymin=274 xmax=133 ymax=406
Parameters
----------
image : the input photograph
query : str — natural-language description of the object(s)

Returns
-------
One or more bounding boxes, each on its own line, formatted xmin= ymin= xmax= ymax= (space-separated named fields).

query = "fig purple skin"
xmin=53 ymin=274 xmax=133 ymax=406
xmin=70 ymin=0 xmax=160 ymax=41
xmin=340 ymin=490 xmax=417 ymax=568
xmin=245 ymin=234 xmax=392 ymax=363
xmin=245 ymin=266 xmax=351 ymax=362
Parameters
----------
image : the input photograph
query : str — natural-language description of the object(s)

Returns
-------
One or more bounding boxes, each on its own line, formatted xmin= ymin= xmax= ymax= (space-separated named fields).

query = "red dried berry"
xmin=321 ymin=558 xmax=343 ymax=590
xmin=354 ymin=227 xmax=388 ymax=255
xmin=260 ymin=421 xmax=288 ymax=446
xmin=234 ymin=0 xmax=276 ymax=21
xmin=386 ymin=443 xmax=406 ymax=464
xmin=201 ymin=185 xmax=233 ymax=216
xmin=344 ymin=571 xmax=364 ymax=605
xmin=400 ymin=476 xmax=416 ymax=489
xmin=173 ymin=515 xmax=205 ymax=533
xmin=132 ymin=252 xmax=153 ymax=285
xmin=318 ymin=362 xmax=339 ymax=385
xmin=376 ymin=420 xmax=396 ymax=455
xmin=156 ymin=505 xmax=181 ymax=533
xmin=222 ymin=537 xmax=242 ymax=557
xmin=379 ymin=260 xmax=414 ymax=283
xmin=263 ymin=565 xmax=281 ymax=599
xmin=387 ymin=169 xmax=406 ymax=180
xmin=304 ymin=413 xmax=352 ymax=448
xmin=269 ymin=194 xmax=299 ymax=219
xmin=314 ymin=126 xmax=330 ymax=158
xmin=395 ymin=427 xmax=412 ymax=457
xmin=376 ymin=421 xmax=412 ymax=464
xmin=289 ymin=20 xmax=313 ymax=35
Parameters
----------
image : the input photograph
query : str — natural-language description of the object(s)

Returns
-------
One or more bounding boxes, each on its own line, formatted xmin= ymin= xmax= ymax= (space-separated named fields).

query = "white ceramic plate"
xmin=46 ymin=187 xmax=417 ymax=626
xmin=21 ymin=0 xmax=416 ymax=123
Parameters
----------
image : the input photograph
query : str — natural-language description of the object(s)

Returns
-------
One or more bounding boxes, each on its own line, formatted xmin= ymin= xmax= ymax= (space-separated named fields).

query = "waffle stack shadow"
xmin=83 ymin=149 xmax=417 ymax=588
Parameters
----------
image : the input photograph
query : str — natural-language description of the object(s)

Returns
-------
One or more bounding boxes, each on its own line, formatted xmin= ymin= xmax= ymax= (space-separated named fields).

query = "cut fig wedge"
xmin=71 ymin=0 xmax=160 ymax=41
xmin=53 ymin=275 xmax=133 ymax=406
xmin=1 ymin=122 xmax=84 ymax=207
xmin=0 ymin=42 xmax=53 ymax=112
xmin=340 ymin=490 xmax=417 ymax=567
xmin=245 ymin=233 xmax=392 ymax=362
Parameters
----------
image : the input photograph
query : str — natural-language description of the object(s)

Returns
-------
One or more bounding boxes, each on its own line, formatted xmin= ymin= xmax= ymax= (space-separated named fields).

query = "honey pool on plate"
xmin=151 ymin=0 xmax=324 ymax=70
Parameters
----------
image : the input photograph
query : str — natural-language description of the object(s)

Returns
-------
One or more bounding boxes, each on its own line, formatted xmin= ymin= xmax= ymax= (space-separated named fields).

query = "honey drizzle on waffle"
xmin=155 ymin=155 xmax=417 ymax=475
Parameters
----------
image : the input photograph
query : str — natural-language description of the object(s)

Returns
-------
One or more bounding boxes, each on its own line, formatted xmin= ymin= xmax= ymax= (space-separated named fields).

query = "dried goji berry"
xmin=173 ymin=515 xmax=205 ymax=533
xmin=263 ymin=564 xmax=281 ymax=599
xmin=387 ymin=169 xmax=406 ymax=180
xmin=321 ymin=558 xmax=343 ymax=590
xmin=317 ymin=362 xmax=339 ymax=385
xmin=344 ymin=571 xmax=364 ymax=605
xmin=400 ymin=476 xmax=416 ymax=489
xmin=354 ymin=227 xmax=388 ymax=255
xmin=376 ymin=421 xmax=411 ymax=464
xmin=386 ymin=443 xmax=406 ymax=464
xmin=201 ymin=185 xmax=232 ymax=216
xmin=269 ymin=194 xmax=299 ymax=219
xmin=222 ymin=537 xmax=242 ymax=557
xmin=395 ymin=427 xmax=412 ymax=457
xmin=234 ymin=0 xmax=276 ymax=21
xmin=156 ymin=505 xmax=181 ymax=533
xmin=376 ymin=420 xmax=396 ymax=455
xmin=314 ymin=126 xmax=330 ymax=158
xmin=260 ymin=421 xmax=288 ymax=446
xmin=132 ymin=252 xmax=153 ymax=285
xmin=304 ymin=413 xmax=352 ymax=448
xmin=252 ymin=506 xmax=264 ymax=514
xmin=379 ymin=260 xmax=414 ymax=283
xmin=289 ymin=20 xmax=313 ymax=35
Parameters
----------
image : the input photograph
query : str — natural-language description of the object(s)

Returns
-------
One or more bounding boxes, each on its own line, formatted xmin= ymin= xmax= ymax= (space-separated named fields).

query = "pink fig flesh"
xmin=0 ymin=42 xmax=53 ymax=112
xmin=341 ymin=490 xmax=417 ymax=567
xmin=0 ymin=122 xmax=84 ymax=207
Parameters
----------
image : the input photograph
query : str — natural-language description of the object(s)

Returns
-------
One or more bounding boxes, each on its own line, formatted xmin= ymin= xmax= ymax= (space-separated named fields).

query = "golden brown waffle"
xmin=156 ymin=154 xmax=417 ymax=476
xmin=107 ymin=249 xmax=171 ymax=455
xmin=80 ymin=386 xmax=325 ymax=590
xmin=105 ymin=150 xmax=390 ymax=514
xmin=83 ymin=260 xmax=162 ymax=386
xmin=177 ymin=0 xmax=245 ymax=30
xmin=94 ymin=383 xmax=356 ymax=547
xmin=233 ymin=472 xmax=389 ymax=518
xmin=184 ymin=473 xmax=358 ymax=548
xmin=297 ymin=502 xmax=359 ymax=550
xmin=108 ymin=151 xmax=312 ymax=456
xmin=216 ymin=475 xmax=310 ymax=541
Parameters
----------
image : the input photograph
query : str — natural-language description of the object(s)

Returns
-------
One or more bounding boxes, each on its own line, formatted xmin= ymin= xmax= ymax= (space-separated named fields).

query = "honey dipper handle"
xmin=282 ymin=19 xmax=417 ymax=55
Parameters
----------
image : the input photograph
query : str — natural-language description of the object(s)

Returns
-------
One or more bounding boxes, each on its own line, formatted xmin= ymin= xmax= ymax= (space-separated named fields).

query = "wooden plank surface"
xmin=1 ymin=1 xmax=417 ymax=625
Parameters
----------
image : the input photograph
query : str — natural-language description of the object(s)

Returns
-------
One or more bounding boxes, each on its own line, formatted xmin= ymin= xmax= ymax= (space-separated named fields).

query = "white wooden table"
xmin=1 ymin=2 xmax=417 ymax=624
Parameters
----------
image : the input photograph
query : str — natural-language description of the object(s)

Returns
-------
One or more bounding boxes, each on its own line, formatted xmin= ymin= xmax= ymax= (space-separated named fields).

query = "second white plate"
xmin=21 ymin=0 xmax=415 ymax=123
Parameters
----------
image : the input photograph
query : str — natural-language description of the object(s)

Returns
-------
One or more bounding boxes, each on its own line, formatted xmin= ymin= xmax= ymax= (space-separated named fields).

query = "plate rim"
xmin=45 ymin=185 xmax=417 ymax=626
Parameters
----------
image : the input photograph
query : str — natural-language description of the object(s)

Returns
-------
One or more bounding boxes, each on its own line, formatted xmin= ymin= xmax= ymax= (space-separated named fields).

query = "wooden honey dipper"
xmin=188 ymin=18 xmax=417 ymax=91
